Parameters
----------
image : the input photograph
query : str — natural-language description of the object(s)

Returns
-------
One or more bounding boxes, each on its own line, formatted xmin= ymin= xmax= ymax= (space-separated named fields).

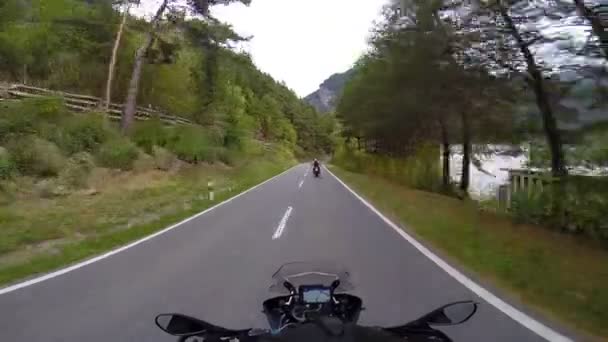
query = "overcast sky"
xmin=134 ymin=0 xmax=387 ymax=97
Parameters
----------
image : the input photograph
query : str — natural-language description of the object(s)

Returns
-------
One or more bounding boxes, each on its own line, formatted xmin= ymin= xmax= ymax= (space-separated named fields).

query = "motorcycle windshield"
xmin=269 ymin=261 xmax=354 ymax=294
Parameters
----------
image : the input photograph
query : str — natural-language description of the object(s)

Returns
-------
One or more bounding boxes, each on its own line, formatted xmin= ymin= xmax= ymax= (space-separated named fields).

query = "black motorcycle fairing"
xmin=262 ymin=293 xmax=363 ymax=332
xmin=257 ymin=322 xmax=405 ymax=342
xmin=384 ymin=324 xmax=452 ymax=342
xmin=174 ymin=324 xmax=453 ymax=342
xmin=262 ymin=295 xmax=292 ymax=332
xmin=155 ymin=262 xmax=476 ymax=342
xmin=333 ymin=294 xmax=363 ymax=323
xmin=156 ymin=313 xmax=250 ymax=340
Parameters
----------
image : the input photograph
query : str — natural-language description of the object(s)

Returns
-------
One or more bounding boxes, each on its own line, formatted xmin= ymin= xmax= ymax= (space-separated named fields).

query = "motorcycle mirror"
xmin=155 ymin=314 xmax=208 ymax=336
xmin=422 ymin=301 xmax=478 ymax=326
xmin=284 ymin=281 xmax=296 ymax=294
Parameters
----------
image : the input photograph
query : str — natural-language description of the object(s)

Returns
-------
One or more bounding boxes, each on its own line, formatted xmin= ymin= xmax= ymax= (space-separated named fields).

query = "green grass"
xmin=0 ymin=153 xmax=295 ymax=286
xmin=332 ymin=144 xmax=441 ymax=192
xmin=330 ymin=166 xmax=608 ymax=339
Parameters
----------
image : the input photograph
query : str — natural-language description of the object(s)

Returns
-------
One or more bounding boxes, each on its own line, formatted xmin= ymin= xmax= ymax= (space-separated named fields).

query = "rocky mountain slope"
xmin=304 ymin=69 xmax=355 ymax=113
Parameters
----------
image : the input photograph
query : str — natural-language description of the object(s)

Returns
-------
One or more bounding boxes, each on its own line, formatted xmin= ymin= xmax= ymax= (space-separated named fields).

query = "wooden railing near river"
xmin=497 ymin=169 xmax=559 ymax=209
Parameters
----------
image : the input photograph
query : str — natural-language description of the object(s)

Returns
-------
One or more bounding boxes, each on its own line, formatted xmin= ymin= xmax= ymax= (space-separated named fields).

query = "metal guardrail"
xmin=1 ymin=84 xmax=193 ymax=126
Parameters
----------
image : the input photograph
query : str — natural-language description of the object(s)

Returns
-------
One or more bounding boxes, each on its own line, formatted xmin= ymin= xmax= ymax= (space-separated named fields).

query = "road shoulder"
xmin=328 ymin=165 xmax=605 ymax=342
xmin=0 ymin=162 xmax=297 ymax=291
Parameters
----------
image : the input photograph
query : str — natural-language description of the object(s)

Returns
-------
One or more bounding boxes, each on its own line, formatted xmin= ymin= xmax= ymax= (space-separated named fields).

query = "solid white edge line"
xmin=272 ymin=206 xmax=293 ymax=240
xmin=323 ymin=166 xmax=572 ymax=342
xmin=0 ymin=165 xmax=300 ymax=296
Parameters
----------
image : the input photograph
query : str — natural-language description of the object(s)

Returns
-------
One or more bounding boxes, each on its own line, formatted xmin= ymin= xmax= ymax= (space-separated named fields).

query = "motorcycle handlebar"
xmin=174 ymin=327 xmax=452 ymax=342
xmin=159 ymin=299 xmax=476 ymax=342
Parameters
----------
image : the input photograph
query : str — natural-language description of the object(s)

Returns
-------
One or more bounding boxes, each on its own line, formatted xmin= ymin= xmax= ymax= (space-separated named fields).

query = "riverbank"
xmin=330 ymin=166 xmax=608 ymax=339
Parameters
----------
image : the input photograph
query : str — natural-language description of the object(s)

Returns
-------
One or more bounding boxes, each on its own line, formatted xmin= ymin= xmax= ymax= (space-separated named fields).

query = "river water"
xmin=444 ymin=144 xmax=607 ymax=200
xmin=445 ymin=145 xmax=528 ymax=200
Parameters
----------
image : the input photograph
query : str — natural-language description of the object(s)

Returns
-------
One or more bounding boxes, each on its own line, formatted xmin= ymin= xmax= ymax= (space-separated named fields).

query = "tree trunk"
xmin=203 ymin=40 xmax=218 ymax=107
xmin=498 ymin=3 xmax=566 ymax=177
xmin=121 ymin=0 xmax=169 ymax=134
xmin=105 ymin=0 xmax=130 ymax=110
xmin=198 ymin=36 xmax=218 ymax=125
xmin=439 ymin=119 xmax=451 ymax=189
xmin=460 ymin=111 xmax=471 ymax=193
xmin=572 ymin=0 xmax=608 ymax=59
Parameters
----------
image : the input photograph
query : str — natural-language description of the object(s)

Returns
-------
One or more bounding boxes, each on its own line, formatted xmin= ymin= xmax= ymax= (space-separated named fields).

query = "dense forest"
xmin=0 ymin=0 xmax=337 ymax=158
xmin=334 ymin=0 xmax=607 ymax=241
xmin=0 ymin=0 xmax=339 ymax=280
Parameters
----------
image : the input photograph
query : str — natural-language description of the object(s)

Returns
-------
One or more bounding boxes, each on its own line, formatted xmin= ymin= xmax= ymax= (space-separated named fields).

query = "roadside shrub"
xmin=0 ymin=104 xmax=36 ymax=140
xmin=0 ymin=99 xmax=112 ymax=155
xmin=332 ymin=143 xmax=440 ymax=191
xmin=7 ymin=136 xmax=66 ymax=177
xmin=0 ymin=181 xmax=15 ymax=205
xmin=36 ymin=178 xmax=70 ymax=198
xmin=242 ymin=138 xmax=264 ymax=156
xmin=273 ymin=143 xmax=296 ymax=165
xmin=133 ymin=153 xmax=156 ymax=172
xmin=96 ymin=138 xmax=139 ymax=171
xmin=166 ymin=126 xmax=217 ymax=163
xmin=0 ymin=98 xmax=67 ymax=142
xmin=28 ymin=97 xmax=66 ymax=121
xmin=559 ymin=177 xmax=608 ymax=243
xmin=58 ymin=152 xmax=95 ymax=188
xmin=589 ymin=147 xmax=608 ymax=167
xmin=132 ymin=119 xmax=170 ymax=154
xmin=510 ymin=177 xmax=608 ymax=246
xmin=511 ymin=192 xmax=552 ymax=225
xmin=0 ymin=147 xmax=15 ymax=179
xmin=293 ymin=145 xmax=307 ymax=161
xmin=217 ymin=148 xmax=239 ymax=166
xmin=152 ymin=146 xmax=176 ymax=171
xmin=53 ymin=114 xmax=113 ymax=154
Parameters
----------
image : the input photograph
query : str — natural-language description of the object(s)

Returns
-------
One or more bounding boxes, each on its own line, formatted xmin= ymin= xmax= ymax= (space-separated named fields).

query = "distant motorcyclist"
xmin=312 ymin=159 xmax=321 ymax=177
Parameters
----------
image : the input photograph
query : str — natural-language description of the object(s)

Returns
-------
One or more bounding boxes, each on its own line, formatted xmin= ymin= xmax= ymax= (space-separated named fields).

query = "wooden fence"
xmin=497 ymin=168 xmax=559 ymax=209
xmin=0 ymin=83 xmax=193 ymax=126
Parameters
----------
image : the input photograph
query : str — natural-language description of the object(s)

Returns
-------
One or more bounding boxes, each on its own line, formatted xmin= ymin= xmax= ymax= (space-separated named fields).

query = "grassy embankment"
xmin=0 ymin=98 xmax=296 ymax=286
xmin=331 ymin=147 xmax=608 ymax=339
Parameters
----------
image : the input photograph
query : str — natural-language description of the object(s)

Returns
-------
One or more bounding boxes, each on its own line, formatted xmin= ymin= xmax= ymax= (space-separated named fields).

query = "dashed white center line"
xmin=298 ymin=179 xmax=305 ymax=189
xmin=272 ymin=206 xmax=293 ymax=240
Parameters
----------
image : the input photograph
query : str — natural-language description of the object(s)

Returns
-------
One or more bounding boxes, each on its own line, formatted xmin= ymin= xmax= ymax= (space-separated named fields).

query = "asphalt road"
xmin=0 ymin=164 xmax=572 ymax=342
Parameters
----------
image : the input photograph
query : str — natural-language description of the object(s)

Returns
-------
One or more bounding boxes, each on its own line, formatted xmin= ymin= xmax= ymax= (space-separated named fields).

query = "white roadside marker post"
xmin=208 ymin=180 xmax=214 ymax=201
